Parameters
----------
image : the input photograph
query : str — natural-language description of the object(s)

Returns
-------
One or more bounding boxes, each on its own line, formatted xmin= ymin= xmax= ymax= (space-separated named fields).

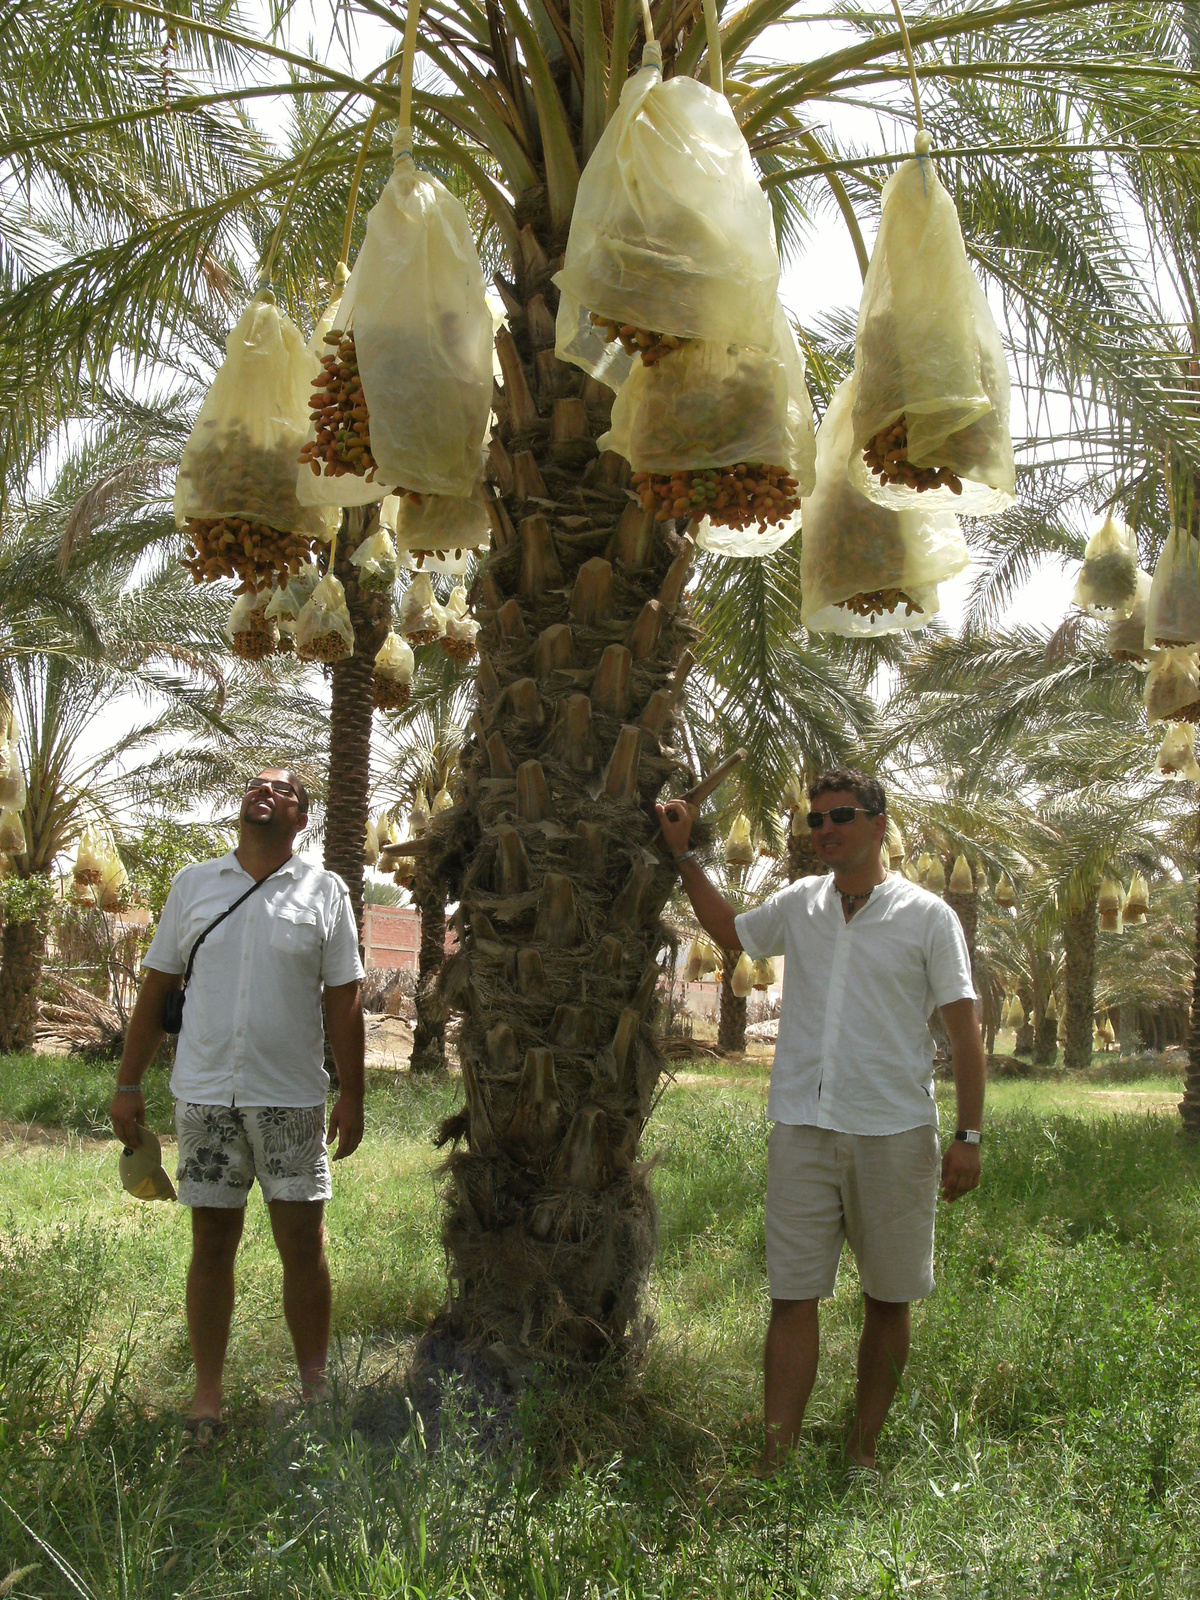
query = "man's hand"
xmin=656 ymin=799 xmax=699 ymax=859
xmin=327 ymin=1095 xmax=365 ymax=1161
xmin=940 ymin=1139 xmax=981 ymax=1202
xmin=110 ymin=1088 xmax=147 ymax=1149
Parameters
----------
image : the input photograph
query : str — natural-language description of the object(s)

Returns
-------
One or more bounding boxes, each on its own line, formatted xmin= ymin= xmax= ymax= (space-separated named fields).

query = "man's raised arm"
xmin=656 ymin=800 xmax=742 ymax=954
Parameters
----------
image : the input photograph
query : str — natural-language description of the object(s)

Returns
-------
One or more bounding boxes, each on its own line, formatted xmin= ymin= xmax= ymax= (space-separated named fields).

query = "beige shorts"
xmin=766 ymin=1122 xmax=940 ymax=1303
xmin=175 ymin=1102 xmax=332 ymax=1208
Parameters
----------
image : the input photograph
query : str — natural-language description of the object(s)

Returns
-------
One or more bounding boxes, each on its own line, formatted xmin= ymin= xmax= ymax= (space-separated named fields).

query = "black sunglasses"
xmin=806 ymin=806 xmax=880 ymax=829
xmin=245 ymin=778 xmax=297 ymax=798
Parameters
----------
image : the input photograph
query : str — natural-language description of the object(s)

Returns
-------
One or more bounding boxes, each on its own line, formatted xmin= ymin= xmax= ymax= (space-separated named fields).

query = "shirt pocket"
xmin=270 ymin=905 xmax=322 ymax=956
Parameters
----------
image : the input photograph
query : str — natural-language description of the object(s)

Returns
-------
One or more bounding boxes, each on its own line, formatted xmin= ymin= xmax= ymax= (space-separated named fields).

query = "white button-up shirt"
xmin=735 ymin=873 xmax=974 ymax=1135
xmin=144 ymin=852 xmax=364 ymax=1107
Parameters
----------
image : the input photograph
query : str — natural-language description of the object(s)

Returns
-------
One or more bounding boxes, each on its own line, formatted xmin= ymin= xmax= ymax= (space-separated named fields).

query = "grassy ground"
xmin=2 ymin=1051 xmax=1200 ymax=1597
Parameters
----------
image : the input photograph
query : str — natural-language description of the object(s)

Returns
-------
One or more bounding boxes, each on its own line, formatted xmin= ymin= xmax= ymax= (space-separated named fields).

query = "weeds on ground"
xmin=2 ymin=1072 xmax=1200 ymax=1595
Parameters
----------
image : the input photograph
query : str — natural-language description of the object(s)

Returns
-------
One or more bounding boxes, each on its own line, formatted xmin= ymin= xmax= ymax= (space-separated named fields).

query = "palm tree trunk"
xmin=410 ymin=870 xmax=447 ymax=1074
xmin=786 ymin=813 xmax=823 ymax=881
xmin=323 ymin=509 xmax=391 ymax=945
xmin=717 ymin=953 xmax=746 ymax=1055
xmin=1180 ymin=862 xmax=1200 ymax=1134
xmin=945 ymin=888 xmax=978 ymax=985
xmin=1063 ymin=896 xmax=1098 ymax=1072
xmin=0 ymin=913 xmax=47 ymax=1052
xmin=432 ymin=231 xmax=694 ymax=1363
xmin=1013 ymin=980 xmax=1034 ymax=1058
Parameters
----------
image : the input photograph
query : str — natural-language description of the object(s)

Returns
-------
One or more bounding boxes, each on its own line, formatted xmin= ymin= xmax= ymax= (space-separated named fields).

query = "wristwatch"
xmin=954 ymin=1129 xmax=983 ymax=1145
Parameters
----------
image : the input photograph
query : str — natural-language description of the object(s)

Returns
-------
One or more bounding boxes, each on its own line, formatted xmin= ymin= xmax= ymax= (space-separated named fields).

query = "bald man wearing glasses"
xmin=658 ymin=765 xmax=984 ymax=1477
xmin=110 ymin=770 xmax=365 ymax=1436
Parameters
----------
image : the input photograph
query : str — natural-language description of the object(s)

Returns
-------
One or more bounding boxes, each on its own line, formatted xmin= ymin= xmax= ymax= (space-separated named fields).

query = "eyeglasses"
xmin=245 ymin=778 xmax=298 ymax=798
xmin=806 ymin=806 xmax=880 ymax=829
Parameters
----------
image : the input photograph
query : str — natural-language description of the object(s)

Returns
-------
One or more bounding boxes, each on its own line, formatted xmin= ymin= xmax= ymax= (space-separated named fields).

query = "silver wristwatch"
xmin=954 ymin=1129 xmax=982 ymax=1145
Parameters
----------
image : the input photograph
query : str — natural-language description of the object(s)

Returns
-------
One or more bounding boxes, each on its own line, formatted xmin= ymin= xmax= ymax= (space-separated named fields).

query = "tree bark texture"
xmin=1063 ymin=896 xmax=1098 ymax=1072
xmin=786 ymin=812 xmax=823 ymax=882
xmin=323 ymin=511 xmax=391 ymax=945
xmin=410 ymin=872 xmax=447 ymax=1074
xmin=1033 ymin=1014 xmax=1058 ymax=1067
xmin=0 ymin=915 xmax=47 ymax=1052
xmin=1013 ymin=980 xmax=1034 ymax=1058
xmin=717 ymin=954 xmax=747 ymax=1055
xmin=429 ymin=239 xmax=697 ymax=1363
xmin=944 ymin=889 xmax=978 ymax=986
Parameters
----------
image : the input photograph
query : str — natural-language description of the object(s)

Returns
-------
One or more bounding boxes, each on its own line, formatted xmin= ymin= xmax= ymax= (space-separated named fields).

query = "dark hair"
xmin=807 ymin=766 xmax=886 ymax=816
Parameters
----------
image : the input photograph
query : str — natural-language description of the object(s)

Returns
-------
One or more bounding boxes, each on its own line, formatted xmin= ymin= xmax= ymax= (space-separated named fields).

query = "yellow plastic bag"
xmin=296 ymin=575 xmax=355 ymax=663
xmin=1073 ymin=512 xmax=1138 ymax=619
xmin=442 ymin=586 xmax=479 ymax=663
xmin=364 ymin=818 xmax=380 ymax=868
xmin=801 ymin=378 xmax=968 ymax=636
xmin=849 ymin=134 xmax=1014 ymax=516
xmin=1144 ymin=648 xmax=1200 ymax=724
xmin=399 ymin=573 xmax=446 ymax=646
xmin=1107 ymin=568 xmax=1151 ymax=663
xmin=374 ymin=630 xmax=415 ymax=711
xmin=74 ymin=822 xmax=106 ymax=886
xmin=0 ymin=808 xmax=26 ymax=855
xmin=724 ymin=813 xmax=754 ymax=868
xmin=554 ymin=43 xmax=780 ymax=389
xmin=349 ymin=526 xmax=398 ymax=594
xmin=752 ymin=958 xmax=776 ymax=991
xmin=1145 ymin=529 xmax=1200 ymax=648
xmin=604 ymin=306 xmax=816 ymax=538
xmin=297 ymin=144 xmax=493 ymax=507
xmin=994 ymin=870 xmax=1016 ymax=907
xmin=98 ymin=841 xmax=130 ymax=912
xmin=0 ymin=736 xmax=25 ymax=812
xmin=1156 ymin=721 xmax=1200 ymax=781
xmin=264 ymin=562 xmax=321 ymax=646
xmin=884 ymin=815 xmax=905 ymax=867
xmin=176 ymin=289 xmax=336 ymax=589
xmin=226 ymin=591 xmax=277 ymax=661
xmin=1008 ymin=992 xmax=1025 ymax=1028
xmin=1098 ymin=877 xmax=1123 ymax=933
xmin=1124 ymin=871 xmax=1150 ymax=923
xmin=949 ymin=855 xmax=975 ymax=893
xmin=922 ymin=857 xmax=946 ymax=893
xmin=383 ymin=488 xmax=490 ymax=564
xmin=730 ymin=951 xmax=755 ymax=998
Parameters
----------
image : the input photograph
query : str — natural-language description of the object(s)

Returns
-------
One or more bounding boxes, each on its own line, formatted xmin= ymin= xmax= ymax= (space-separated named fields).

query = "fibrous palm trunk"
xmin=786 ymin=812 xmax=823 ymax=882
xmin=1033 ymin=1012 xmax=1058 ymax=1067
xmin=718 ymin=953 xmax=747 ymax=1055
xmin=410 ymin=871 xmax=447 ymax=1073
xmin=430 ymin=222 xmax=695 ymax=1363
xmin=0 ymin=914 xmax=47 ymax=1051
xmin=944 ymin=888 xmax=978 ymax=987
xmin=1013 ymin=980 xmax=1034 ymax=1058
xmin=1063 ymin=896 xmax=1098 ymax=1072
xmin=323 ymin=509 xmax=391 ymax=945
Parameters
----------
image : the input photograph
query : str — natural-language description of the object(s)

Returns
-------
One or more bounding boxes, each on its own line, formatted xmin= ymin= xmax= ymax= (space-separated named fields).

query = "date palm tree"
xmin=9 ymin=0 xmax=1200 ymax=1355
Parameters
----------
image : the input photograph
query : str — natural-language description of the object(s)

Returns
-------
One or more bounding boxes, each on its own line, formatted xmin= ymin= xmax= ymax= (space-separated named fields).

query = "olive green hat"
xmin=119 ymin=1128 xmax=176 ymax=1202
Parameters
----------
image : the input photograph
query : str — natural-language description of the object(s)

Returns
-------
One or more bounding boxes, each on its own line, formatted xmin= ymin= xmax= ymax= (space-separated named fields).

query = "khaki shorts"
xmin=175 ymin=1102 xmax=332 ymax=1208
xmin=766 ymin=1122 xmax=940 ymax=1303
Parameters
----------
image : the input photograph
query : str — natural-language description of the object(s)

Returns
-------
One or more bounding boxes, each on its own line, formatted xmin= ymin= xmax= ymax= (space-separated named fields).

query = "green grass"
xmin=3 ymin=1057 xmax=1200 ymax=1596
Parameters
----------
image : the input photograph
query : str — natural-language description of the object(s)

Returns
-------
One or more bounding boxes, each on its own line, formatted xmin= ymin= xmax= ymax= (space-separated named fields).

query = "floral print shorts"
xmin=174 ymin=1102 xmax=332 ymax=1207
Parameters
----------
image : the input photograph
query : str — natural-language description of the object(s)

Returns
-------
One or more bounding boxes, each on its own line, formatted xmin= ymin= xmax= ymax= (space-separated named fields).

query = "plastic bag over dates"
xmin=554 ymin=42 xmax=779 ymax=389
xmin=349 ymin=526 xmax=398 ymax=593
xmin=382 ymin=487 xmax=490 ymax=563
xmin=297 ymin=143 xmax=493 ymax=509
xmin=1073 ymin=511 xmax=1138 ymax=619
xmin=399 ymin=572 xmax=447 ymax=647
xmin=1157 ymin=722 xmax=1200 ymax=781
xmin=801 ymin=378 xmax=968 ymax=636
xmin=1145 ymin=529 xmax=1200 ymax=648
xmin=226 ymin=590 xmax=277 ymax=661
xmin=848 ymin=133 xmax=1015 ymax=516
xmin=1143 ymin=647 xmax=1200 ymax=724
xmin=1107 ymin=568 xmax=1151 ymax=663
xmin=175 ymin=289 xmax=337 ymax=565
xmin=296 ymin=574 xmax=355 ymax=663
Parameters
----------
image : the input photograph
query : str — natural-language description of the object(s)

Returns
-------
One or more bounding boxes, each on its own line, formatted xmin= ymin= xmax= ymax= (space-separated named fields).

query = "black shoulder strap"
xmin=181 ymin=864 xmax=286 ymax=992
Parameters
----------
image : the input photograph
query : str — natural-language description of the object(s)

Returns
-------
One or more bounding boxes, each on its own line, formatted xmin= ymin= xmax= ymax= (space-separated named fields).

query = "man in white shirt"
xmin=658 ymin=767 xmax=984 ymax=1475
xmin=109 ymin=770 xmax=366 ymax=1434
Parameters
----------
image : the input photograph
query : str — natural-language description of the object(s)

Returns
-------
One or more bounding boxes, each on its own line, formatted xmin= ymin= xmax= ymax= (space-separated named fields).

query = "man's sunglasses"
xmin=806 ymin=806 xmax=880 ymax=829
xmin=245 ymin=778 xmax=298 ymax=798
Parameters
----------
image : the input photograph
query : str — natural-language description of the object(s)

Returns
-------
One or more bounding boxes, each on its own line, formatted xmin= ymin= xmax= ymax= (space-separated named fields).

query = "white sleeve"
xmin=734 ymin=889 xmax=791 ymax=960
xmin=927 ymin=901 xmax=976 ymax=1005
xmin=143 ymin=875 xmax=186 ymax=974
xmin=321 ymin=881 xmax=366 ymax=986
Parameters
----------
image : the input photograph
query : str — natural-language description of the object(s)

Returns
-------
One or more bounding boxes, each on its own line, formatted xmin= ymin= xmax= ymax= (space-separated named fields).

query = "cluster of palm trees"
xmin=3 ymin=0 xmax=1200 ymax=1357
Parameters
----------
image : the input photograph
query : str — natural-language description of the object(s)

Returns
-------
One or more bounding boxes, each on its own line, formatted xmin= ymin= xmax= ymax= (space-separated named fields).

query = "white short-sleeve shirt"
xmin=144 ymin=852 xmax=365 ymax=1107
xmin=734 ymin=873 xmax=975 ymax=1136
